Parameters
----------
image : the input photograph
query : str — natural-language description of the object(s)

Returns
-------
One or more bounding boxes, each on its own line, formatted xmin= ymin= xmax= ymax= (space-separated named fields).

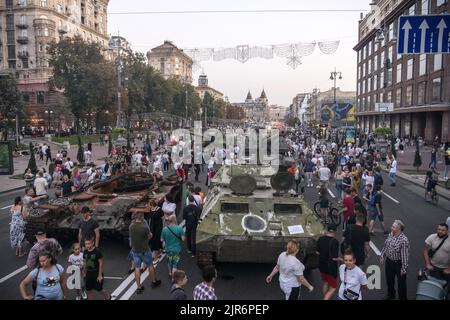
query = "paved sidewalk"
xmin=382 ymin=144 xmax=450 ymax=200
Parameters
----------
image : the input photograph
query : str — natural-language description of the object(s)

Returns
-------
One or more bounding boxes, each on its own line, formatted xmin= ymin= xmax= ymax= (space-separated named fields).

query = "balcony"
xmin=58 ymin=25 xmax=68 ymax=34
xmin=16 ymin=22 xmax=28 ymax=29
xmin=17 ymin=51 xmax=29 ymax=59
xmin=17 ymin=36 xmax=29 ymax=44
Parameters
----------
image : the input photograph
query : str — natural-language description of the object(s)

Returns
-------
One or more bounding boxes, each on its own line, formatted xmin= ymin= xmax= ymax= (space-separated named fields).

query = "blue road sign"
xmin=398 ymin=15 xmax=450 ymax=54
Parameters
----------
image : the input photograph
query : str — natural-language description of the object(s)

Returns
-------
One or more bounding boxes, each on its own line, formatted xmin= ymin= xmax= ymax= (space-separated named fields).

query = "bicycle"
xmin=313 ymin=201 xmax=341 ymax=226
xmin=424 ymin=187 xmax=439 ymax=206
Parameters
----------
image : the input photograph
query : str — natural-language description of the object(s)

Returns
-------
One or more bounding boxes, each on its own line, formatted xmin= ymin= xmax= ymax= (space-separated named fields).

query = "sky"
xmin=107 ymin=0 xmax=371 ymax=107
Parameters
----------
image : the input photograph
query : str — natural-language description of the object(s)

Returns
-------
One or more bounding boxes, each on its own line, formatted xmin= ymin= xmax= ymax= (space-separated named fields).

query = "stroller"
xmin=416 ymin=268 xmax=449 ymax=300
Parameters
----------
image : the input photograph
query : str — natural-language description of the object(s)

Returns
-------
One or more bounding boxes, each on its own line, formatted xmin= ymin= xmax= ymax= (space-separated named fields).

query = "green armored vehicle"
xmin=196 ymin=164 xmax=325 ymax=269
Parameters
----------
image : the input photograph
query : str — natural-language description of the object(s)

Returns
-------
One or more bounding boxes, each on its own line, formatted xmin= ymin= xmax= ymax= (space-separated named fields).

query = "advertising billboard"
xmin=321 ymin=103 xmax=355 ymax=127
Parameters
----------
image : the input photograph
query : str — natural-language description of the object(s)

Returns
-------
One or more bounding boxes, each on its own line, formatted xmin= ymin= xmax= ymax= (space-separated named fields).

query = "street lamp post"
xmin=329 ymin=67 xmax=342 ymax=104
xmin=185 ymin=86 xmax=188 ymax=127
xmin=109 ymin=34 xmax=127 ymax=128
xmin=44 ymin=110 xmax=53 ymax=133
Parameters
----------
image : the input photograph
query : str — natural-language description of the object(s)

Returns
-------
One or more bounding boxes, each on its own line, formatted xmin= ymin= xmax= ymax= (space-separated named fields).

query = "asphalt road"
xmin=0 ymin=166 xmax=448 ymax=300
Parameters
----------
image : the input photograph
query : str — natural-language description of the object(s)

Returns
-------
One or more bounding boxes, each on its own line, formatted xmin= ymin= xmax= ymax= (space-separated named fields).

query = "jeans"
xmin=429 ymin=157 xmax=437 ymax=168
xmin=389 ymin=172 xmax=396 ymax=185
xmin=306 ymin=172 xmax=313 ymax=186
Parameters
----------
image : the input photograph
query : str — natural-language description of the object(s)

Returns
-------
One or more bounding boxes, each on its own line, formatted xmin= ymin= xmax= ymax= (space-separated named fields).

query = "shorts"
xmin=320 ymin=200 xmax=329 ymax=209
xmin=131 ymin=250 xmax=153 ymax=268
xmin=166 ymin=251 xmax=180 ymax=269
xmin=85 ymin=271 xmax=104 ymax=291
xmin=370 ymin=207 xmax=384 ymax=222
xmin=320 ymin=273 xmax=338 ymax=288
xmin=427 ymin=181 xmax=437 ymax=192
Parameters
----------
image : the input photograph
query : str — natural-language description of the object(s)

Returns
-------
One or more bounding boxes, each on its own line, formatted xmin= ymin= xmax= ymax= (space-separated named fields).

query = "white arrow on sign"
xmin=437 ymin=19 xmax=447 ymax=53
xmin=402 ymin=20 xmax=412 ymax=53
xmin=419 ymin=19 xmax=430 ymax=53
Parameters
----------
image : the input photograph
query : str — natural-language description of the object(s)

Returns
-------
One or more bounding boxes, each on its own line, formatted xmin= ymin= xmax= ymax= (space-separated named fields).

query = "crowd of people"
xmin=7 ymin=125 xmax=450 ymax=300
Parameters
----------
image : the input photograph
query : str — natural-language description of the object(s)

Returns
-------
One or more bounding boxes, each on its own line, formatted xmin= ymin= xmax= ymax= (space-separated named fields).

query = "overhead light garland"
xmin=184 ymin=40 xmax=340 ymax=71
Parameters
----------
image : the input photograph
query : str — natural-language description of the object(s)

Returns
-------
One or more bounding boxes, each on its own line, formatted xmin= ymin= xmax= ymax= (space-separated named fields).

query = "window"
xmin=37 ymin=92 xmax=45 ymax=104
xmin=6 ymin=0 xmax=13 ymax=8
xmin=418 ymin=82 xmax=427 ymax=105
xmin=387 ymin=91 xmax=393 ymax=103
xmin=40 ymin=0 xmax=47 ymax=7
xmin=419 ymin=54 xmax=427 ymax=75
xmin=221 ymin=203 xmax=249 ymax=213
xmin=363 ymin=63 xmax=366 ymax=77
xmin=389 ymin=23 xmax=394 ymax=41
xmin=408 ymin=3 xmax=416 ymax=15
xmin=362 ymin=45 xmax=365 ymax=60
xmin=374 ymin=74 xmax=378 ymax=91
xmin=374 ymin=55 xmax=378 ymax=71
xmin=380 ymin=71 xmax=384 ymax=88
xmin=380 ymin=51 xmax=385 ymax=69
xmin=396 ymin=88 xmax=402 ymax=106
xmin=8 ymin=46 xmax=16 ymax=59
xmin=388 ymin=46 xmax=393 ymax=64
xmin=22 ymin=92 xmax=30 ymax=103
xmin=407 ymin=58 xmax=414 ymax=79
xmin=274 ymin=204 xmax=302 ymax=214
xmin=8 ymin=61 xmax=16 ymax=69
xmin=437 ymin=0 xmax=447 ymax=7
xmin=20 ymin=15 xmax=27 ymax=25
xmin=7 ymin=31 xmax=15 ymax=44
xmin=432 ymin=78 xmax=442 ymax=102
xmin=434 ymin=54 xmax=443 ymax=71
xmin=368 ymin=59 xmax=372 ymax=75
xmin=18 ymin=0 xmax=28 ymax=6
xmin=362 ymin=80 xmax=366 ymax=94
xmin=22 ymin=60 xmax=28 ymax=69
xmin=358 ymin=65 xmax=362 ymax=80
xmin=368 ymin=95 xmax=372 ymax=110
xmin=6 ymin=14 xmax=14 ymax=30
xmin=368 ymin=40 xmax=372 ymax=56
xmin=396 ymin=63 xmax=402 ymax=83
xmin=368 ymin=77 xmax=372 ymax=92
xmin=421 ymin=0 xmax=429 ymax=15
xmin=406 ymin=85 xmax=413 ymax=106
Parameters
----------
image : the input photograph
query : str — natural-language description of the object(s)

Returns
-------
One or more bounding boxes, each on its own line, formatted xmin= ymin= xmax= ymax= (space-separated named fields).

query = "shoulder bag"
xmin=167 ymin=226 xmax=182 ymax=241
xmin=342 ymin=267 xmax=361 ymax=301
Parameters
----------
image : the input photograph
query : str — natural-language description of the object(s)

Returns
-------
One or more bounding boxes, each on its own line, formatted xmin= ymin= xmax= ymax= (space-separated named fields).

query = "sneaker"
xmin=127 ymin=268 xmax=135 ymax=274
xmin=151 ymin=279 xmax=162 ymax=288
xmin=81 ymin=290 xmax=87 ymax=299
xmin=76 ymin=296 xmax=81 ymax=300
xmin=136 ymin=286 xmax=145 ymax=294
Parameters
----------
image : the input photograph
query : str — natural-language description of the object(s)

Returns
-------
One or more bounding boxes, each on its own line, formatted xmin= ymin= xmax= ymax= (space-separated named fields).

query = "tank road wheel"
xmin=196 ymin=251 xmax=215 ymax=268
xmin=313 ymin=202 xmax=321 ymax=219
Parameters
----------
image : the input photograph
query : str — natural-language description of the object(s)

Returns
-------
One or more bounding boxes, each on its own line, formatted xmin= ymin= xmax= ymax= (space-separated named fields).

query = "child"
xmin=68 ymin=243 xmax=86 ymax=300
xmin=170 ymin=270 xmax=188 ymax=300
xmin=83 ymin=238 xmax=111 ymax=300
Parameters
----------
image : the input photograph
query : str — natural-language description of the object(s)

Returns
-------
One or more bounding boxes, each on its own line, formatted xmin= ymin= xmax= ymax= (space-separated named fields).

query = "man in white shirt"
xmin=318 ymin=165 xmax=331 ymax=189
xmin=84 ymin=149 xmax=92 ymax=164
xmin=389 ymin=155 xmax=397 ymax=187
xmin=34 ymin=170 xmax=48 ymax=197
xmin=64 ymin=158 xmax=74 ymax=171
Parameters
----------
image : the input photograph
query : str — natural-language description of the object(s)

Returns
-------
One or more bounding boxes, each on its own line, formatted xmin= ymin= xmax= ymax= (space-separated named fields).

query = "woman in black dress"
xmin=148 ymin=200 xmax=164 ymax=260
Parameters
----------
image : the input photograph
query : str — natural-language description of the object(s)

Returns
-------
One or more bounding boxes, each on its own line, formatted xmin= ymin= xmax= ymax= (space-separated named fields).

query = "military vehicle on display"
xmin=195 ymin=134 xmax=326 ymax=269
xmin=25 ymin=172 xmax=182 ymax=243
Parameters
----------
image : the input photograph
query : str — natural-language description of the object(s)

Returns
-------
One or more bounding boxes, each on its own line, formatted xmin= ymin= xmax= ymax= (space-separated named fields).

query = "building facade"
xmin=306 ymin=87 xmax=356 ymax=127
xmin=195 ymin=73 xmax=224 ymax=101
xmin=231 ymin=90 xmax=269 ymax=123
xmin=147 ymin=40 xmax=193 ymax=84
xmin=354 ymin=0 xmax=450 ymax=142
xmin=0 ymin=0 xmax=110 ymax=127
xmin=269 ymin=105 xmax=288 ymax=122
xmin=290 ymin=93 xmax=308 ymax=123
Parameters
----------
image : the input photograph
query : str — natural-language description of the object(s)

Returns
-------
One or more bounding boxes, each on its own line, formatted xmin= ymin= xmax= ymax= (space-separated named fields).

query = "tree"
xmin=48 ymin=36 xmax=116 ymax=134
xmin=413 ymin=140 xmax=422 ymax=171
xmin=77 ymin=135 xmax=85 ymax=165
xmin=201 ymin=92 xmax=215 ymax=120
xmin=0 ymin=74 xmax=24 ymax=141
xmin=27 ymin=143 xmax=37 ymax=174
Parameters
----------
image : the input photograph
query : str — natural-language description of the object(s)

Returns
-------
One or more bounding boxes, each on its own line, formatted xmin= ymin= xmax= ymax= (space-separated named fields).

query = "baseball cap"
xmin=81 ymin=206 xmax=91 ymax=214
xmin=35 ymin=228 xmax=46 ymax=236
xmin=326 ymin=223 xmax=337 ymax=232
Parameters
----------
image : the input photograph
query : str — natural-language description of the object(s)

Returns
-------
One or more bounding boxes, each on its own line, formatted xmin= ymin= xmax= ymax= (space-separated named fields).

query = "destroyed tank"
xmin=25 ymin=172 xmax=182 ymax=243
xmin=196 ymin=164 xmax=326 ymax=270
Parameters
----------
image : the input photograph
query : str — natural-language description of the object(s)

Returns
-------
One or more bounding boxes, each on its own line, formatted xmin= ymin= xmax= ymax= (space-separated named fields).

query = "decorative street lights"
xmin=330 ymin=67 xmax=342 ymax=104
xmin=44 ymin=110 xmax=54 ymax=133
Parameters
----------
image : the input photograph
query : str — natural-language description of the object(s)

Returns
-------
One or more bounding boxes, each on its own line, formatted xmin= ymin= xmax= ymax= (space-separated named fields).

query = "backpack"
xmin=374 ymin=172 xmax=383 ymax=186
